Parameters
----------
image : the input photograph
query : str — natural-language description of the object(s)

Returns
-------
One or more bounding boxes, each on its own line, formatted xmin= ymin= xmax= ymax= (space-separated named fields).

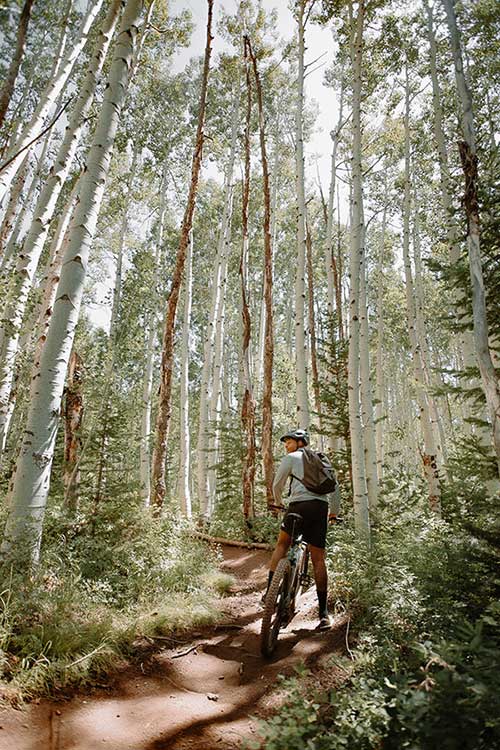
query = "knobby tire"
xmin=260 ymin=557 xmax=290 ymax=657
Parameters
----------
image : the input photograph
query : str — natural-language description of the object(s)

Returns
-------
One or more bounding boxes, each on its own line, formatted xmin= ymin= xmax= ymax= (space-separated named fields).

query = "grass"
xmin=0 ymin=569 xmax=233 ymax=705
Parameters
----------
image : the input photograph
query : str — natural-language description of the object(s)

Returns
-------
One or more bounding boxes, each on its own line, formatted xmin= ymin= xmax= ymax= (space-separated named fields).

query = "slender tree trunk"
xmin=336 ymin=187 xmax=345 ymax=339
xmin=0 ymin=0 xmax=36 ymax=130
xmin=0 ymin=0 xmax=105 ymax=204
xmin=207 ymin=243 xmax=229 ymax=509
xmin=442 ymin=0 xmax=500 ymax=475
xmin=0 ymin=123 xmax=52 ymax=282
xmin=0 ymin=124 xmax=57 ymax=452
xmin=412 ymin=198 xmax=449 ymax=468
xmin=246 ymin=35 xmax=274 ymax=508
xmin=348 ymin=0 xmax=370 ymax=539
xmin=306 ymin=220 xmax=323 ymax=437
xmin=151 ymin=0 xmax=214 ymax=512
xmin=63 ymin=350 xmax=83 ymax=510
xmin=0 ymin=0 xmax=123 ymax=457
xmin=178 ymin=230 xmax=193 ymax=518
xmin=240 ymin=37 xmax=256 ymax=523
xmin=256 ymin=123 xmax=278 ymax=399
xmin=30 ymin=177 xmax=80 ymax=369
xmin=141 ymin=169 xmax=167 ymax=507
xmin=359 ymin=221 xmax=379 ymax=517
xmin=325 ymin=75 xmax=345 ymax=324
xmin=402 ymin=65 xmax=441 ymax=513
xmin=294 ymin=0 xmax=310 ymax=428
xmin=0 ymin=178 xmax=80 ymax=464
xmin=374 ymin=204 xmax=387 ymax=479
xmin=197 ymin=84 xmax=239 ymax=521
xmin=1 ymin=0 xmax=144 ymax=564
xmin=0 ymin=152 xmax=29 ymax=261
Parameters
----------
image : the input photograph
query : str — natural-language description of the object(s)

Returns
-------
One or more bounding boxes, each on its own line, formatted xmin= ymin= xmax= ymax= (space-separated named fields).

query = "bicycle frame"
xmin=260 ymin=513 xmax=313 ymax=656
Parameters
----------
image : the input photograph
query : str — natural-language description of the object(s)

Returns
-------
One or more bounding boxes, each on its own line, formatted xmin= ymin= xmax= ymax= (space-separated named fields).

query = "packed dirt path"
xmin=0 ymin=544 xmax=347 ymax=750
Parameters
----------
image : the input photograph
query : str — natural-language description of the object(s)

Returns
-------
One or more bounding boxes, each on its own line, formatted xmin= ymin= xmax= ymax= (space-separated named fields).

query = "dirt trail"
xmin=0 ymin=545 xmax=347 ymax=750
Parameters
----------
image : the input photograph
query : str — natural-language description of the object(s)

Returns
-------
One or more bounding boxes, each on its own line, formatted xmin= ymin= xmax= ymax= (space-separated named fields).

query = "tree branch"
xmin=0 ymin=97 xmax=73 ymax=174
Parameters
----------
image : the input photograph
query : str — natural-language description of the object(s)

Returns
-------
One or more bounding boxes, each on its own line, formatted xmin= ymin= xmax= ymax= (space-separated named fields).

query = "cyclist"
xmin=262 ymin=429 xmax=339 ymax=631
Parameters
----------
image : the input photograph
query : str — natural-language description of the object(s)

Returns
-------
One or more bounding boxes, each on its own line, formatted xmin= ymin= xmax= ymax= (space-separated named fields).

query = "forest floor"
xmin=0 ymin=544 xmax=348 ymax=750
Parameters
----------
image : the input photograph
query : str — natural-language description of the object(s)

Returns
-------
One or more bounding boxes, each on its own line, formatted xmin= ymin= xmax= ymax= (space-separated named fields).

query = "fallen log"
xmin=193 ymin=531 xmax=273 ymax=551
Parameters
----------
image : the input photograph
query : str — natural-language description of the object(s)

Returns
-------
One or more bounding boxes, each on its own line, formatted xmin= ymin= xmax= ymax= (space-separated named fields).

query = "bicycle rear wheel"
xmin=260 ymin=557 xmax=291 ymax=657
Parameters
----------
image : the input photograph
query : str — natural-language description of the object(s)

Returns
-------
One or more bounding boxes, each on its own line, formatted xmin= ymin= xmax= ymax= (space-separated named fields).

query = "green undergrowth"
xmin=0 ymin=503 xmax=233 ymax=705
xmin=249 ymin=478 xmax=500 ymax=750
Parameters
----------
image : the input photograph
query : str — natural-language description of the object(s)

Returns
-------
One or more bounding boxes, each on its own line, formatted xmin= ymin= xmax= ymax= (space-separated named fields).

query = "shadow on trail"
xmin=145 ymin=619 xmax=348 ymax=750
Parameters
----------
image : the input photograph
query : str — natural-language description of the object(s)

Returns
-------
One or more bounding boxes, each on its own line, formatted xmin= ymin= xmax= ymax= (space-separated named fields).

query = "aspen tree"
xmin=31 ymin=178 xmax=80 ymax=372
xmin=359 ymin=221 xmax=378 ymax=516
xmin=197 ymin=87 xmax=239 ymax=520
xmin=0 ymin=0 xmax=105 ymax=204
xmin=178 ymin=229 xmax=193 ymax=517
xmin=256 ymin=132 xmax=278 ymax=398
xmin=306 ymin=220 xmax=323 ymax=436
xmin=240 ymin=35 xmax=256 ymax=523
xmin=0 ymin=0 xmax=36 ymax=129
xmin=374 ymin=205 xmax=387 ymax=478
xmin=347 ymin=0 xmax=370 ymax=538
xmin=0 ymin=125 xmax=57 ymax=451
xmin=1 ymin=0 xmax=144 ymax=564
xmin=412 ymin=198 xmax=449 ymax=467
xmin=423 ymin=0 xmax=486 ymax=435
xmin=0 ymin=0 xmax=123 ymax=457
xmin=207 ymin=239 xmax=230 ymax=508
xmin=441 ymin=0 xmax=500 ymax=474
xmin=325 ymin=75 xmax=345 ymax=324
xmin=0 ymin=122 xmax=53 ymax=282
xmin=0 ymin=153 xmax=29 ymax=260
xmin=294 ymin=0 xmax=310 ymax=429
xmin=151 ymin=0 xmax=214 ymax=512
xmin=402 ymin=64 xmax=441 ymax=513
xmin=246 ymin=34 xmax=274 ymax=508
xmin=141 ymin=168 xmax=167 ymax=508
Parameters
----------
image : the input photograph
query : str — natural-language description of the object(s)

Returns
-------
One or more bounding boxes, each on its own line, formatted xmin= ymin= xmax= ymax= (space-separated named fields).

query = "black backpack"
xmin=291 ymin=447 xmax=337 ymax=495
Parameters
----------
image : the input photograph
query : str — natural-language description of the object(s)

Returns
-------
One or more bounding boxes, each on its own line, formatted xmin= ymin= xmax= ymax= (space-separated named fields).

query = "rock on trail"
xmin=0 ymin=544 xmax=346 ymax=750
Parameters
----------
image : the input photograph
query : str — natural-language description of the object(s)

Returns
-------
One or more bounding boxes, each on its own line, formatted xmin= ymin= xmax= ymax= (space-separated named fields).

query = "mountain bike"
xmin=260 ymin=511 xmax=313 ymax=657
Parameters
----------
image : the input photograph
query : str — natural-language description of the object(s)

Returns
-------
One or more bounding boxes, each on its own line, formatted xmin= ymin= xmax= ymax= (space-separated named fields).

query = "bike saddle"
xmin=282 ymin=512 xmax=303 ymax=541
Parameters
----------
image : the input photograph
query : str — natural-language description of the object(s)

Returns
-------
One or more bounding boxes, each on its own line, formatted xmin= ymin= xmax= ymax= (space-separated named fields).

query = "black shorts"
xmin=281 ymin=500 xmax=328 ymax=549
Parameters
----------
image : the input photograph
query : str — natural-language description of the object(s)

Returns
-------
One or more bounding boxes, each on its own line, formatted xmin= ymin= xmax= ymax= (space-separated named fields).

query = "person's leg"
xmin=309 ymin=544 xmax=330 ymax=626
xmin=262 ymin=530 xmax=291 ymax=599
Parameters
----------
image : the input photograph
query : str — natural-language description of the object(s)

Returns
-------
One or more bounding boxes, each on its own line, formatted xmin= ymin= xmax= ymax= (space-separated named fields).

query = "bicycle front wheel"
xmin=260 ymin=557 xmax=291 ymax=658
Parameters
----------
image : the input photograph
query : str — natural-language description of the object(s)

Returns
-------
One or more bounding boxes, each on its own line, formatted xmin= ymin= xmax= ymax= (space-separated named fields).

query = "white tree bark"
xmin=0 ymin=0 xmax=122 ymax=458
xmin=197 ymin=87 xmax=239 ymax=520
xmin=178 ymin=230 xmax=193 ymax=517
xmin=402 ymin=65 xmax=441 ymax=513
xmin=442 ymin=0 xmax=500 ymax=474
xmin=0 ymin=0 xmax=105 ymax=203
xmin=412 ymin=199 xmax=449 ymax=469
xmin=256 ymin=131 xmax=279 ymax=395
xmin=374 ymin=203 xmax=387 ymax=479
xmin=348 ymin=0 xmax=370 ymax=539
xmin=207 ymin=239 xmax=230 ymax=511
xmin=423 ymin=0 xmax=486 ymax=436
xmin=359 ymin=221 xmax=379 ymax=516
xmin=325 ymin=76 xmax=345 ymax=323
xmin=1 ymin=0 xmax=144 ymax=564
xmin=140 ymin=169 xmax=167 ymax=508
xmin=0 ymin=152 xmax=29 ymax=261
xmin=31 ymin=178 xmax=81 ymax=371
xmin=0 ymin=129 xmax=52 ymax=281
xmin=294 ymin=0 xmax=310 ymax=429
